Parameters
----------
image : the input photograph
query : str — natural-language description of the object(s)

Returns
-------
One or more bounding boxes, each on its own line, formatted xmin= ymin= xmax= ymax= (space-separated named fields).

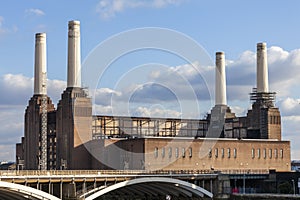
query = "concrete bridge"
xmin=0 ymin=170 xmax=219 ymax=199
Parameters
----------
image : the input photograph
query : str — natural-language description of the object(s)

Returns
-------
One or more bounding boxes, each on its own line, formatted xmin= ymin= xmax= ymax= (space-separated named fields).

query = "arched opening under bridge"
xmin=0 ymin=181 xmax=60 ymax=200
xmin=84 ymin=177 xmax=213 ymax=200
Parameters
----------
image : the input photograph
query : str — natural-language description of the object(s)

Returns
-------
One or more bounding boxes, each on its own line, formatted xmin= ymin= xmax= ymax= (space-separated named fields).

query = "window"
xmin=257 ymin=148 xmax=261 ymax=159
xmin=188 ymin=147 xmax=192 ymax=158
xmin=280 ymin=149 xmax=283 ymax=158
xmin=263 ymin=148 xmax=266 ymax=159
xmin=251 ymin=148 xmax=255 ymax=159
xmin=215 ymin=148 xmax=218 ymax=158
xmin=274 ymin=149 xmax=278 ymax=159
xmin=182 ymin=148 xmax=186 ymax=158
xmin=233 ymin=148 xmax=237 ymax=158
xmin=269 ymin=149 xmax=272 ymax=159
xmin=208 ymin=148 xmax=212 ymax=158
xmin=161 ymin=147 xmax=165 ymax=158
xmin=175 ymin=147 xmax=179 ymax=158
xmin=221 ymin=148 xmax=224 ymax=158
xmin=168 ymin=147 xmax=172 ymax=158
xmin=154 ymin=147 xmax=158 ymax=158
xmin=227 ymin=148 xmax=231 ymax=158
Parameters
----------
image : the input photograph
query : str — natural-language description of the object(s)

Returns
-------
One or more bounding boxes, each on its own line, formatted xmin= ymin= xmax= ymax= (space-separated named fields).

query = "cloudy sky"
xmin=0 ymin=0 xmax=300 ymax=161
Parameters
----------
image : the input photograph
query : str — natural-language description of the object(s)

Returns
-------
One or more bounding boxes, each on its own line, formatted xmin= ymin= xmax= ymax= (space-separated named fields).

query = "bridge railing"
xmin=220 ymin=169 xmax=269 ymax=174
xmin=0 ymin=169 xmax=216 ymax=177
xmin=0 ymin=169 xmax=270 ymax=177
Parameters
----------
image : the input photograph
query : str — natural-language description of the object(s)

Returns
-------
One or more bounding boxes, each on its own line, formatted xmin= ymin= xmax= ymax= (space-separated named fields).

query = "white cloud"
xmin=145 ymin=62 xmax=214 ymax=102
xmin=93 ymin=103 xmax=183 ymax=119
xmin=226 ymin=50 xmax=256 ymax=86
xmin=0 ymin=74 xmax=66 ymax=105
xmin=133 ymin=106 xmax=182 ymax=118
xmin=94 ymin=104 xmax=114 ymax=115
xmin=268 ymin=46 xmax=289 ymax=64
xmin=0 ymin=105 xmax=24 ymax=161
xmin=281 ymin=115 xmax=300 ymax=160
xmin=94 ymin=87 xmax=122 ymax=106
xmin=25 ymin=8 xmax=45 ymax=17
xmin=277 ymin=98 xmax=300 ymax=116
xmin=268 ymin=47 xmax=300 ymax=97
xmin=149 ymin=61 xmax=213 ymax=81
xmin=89 ymin=61 xmax=213 ymax=112
xmin=0 ymin=16 xmax=17 ymax=35
xmin=0 ymin=74 xmax=32 ymax=105
xmin=230 ymin=106 xmax=247 ymax=117
xmin=96 ymin=0 xmax=185 ymax=18
xmin=47 ymin=79 xmax=67 ymax=104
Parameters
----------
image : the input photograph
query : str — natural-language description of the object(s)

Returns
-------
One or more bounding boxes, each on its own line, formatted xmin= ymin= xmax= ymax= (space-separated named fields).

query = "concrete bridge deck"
xmin=0 ymin=170 xmax=220 ymax=199
xmin=0 ymin=169 xmax=270 ymax=199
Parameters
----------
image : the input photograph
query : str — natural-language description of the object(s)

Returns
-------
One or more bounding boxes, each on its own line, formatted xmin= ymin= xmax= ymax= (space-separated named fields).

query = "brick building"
xmin=16 ymin=21 xmax=291 ymax=172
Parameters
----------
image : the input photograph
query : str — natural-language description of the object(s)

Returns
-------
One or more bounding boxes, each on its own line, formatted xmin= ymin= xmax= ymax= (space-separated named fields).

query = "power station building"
xmin=16 ymin=21 xmax=291 ymax=172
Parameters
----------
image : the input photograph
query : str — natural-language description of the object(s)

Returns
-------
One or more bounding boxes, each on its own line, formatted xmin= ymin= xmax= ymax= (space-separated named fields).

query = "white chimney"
xmin=67 ymin=20 xmax=81 ymax=88
xmin=215 ymin=52 xmax=227 ymax=106
xmin=34 ymin=33 xmax=47 ymax=95
xmin=256 ymin=42 xmax=269 ymax=93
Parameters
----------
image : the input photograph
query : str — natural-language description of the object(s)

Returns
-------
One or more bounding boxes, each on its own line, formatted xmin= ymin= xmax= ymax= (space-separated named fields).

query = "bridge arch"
xmin=0 ymin=181 xmax=60 ymax=200
xmin=85 ymin=177 xmax=213 ymax=200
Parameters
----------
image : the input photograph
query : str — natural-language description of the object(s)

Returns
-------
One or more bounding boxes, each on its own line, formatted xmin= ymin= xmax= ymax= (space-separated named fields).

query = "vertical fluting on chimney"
xmin=215 ymin=52 xmax=227 ymax=106
xmin=67 ymin=20 xmax=81 ymax=88
xmin=257 ymin=42 xmax=269 ymax=93
xmin=34 ymin=33 xmax=47 ymax=95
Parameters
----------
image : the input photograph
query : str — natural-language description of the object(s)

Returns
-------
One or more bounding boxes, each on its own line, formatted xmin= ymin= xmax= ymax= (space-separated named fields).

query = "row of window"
xmin=251 ymin=148 xmax=284 ymax=159
xmin=210 ymin=148 xmax=237 ymax=159
xmin=154 ymin=147 xmax=192 ymax=159
xmin=153 ymin=147 xmax=238 ymax=159
xmin=154 ymin=147 xmax=285 ymax=160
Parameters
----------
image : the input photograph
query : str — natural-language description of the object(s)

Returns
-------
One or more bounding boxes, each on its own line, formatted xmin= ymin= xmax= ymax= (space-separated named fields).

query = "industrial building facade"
xmin=16 ymin=21 xmax=291 ymax=172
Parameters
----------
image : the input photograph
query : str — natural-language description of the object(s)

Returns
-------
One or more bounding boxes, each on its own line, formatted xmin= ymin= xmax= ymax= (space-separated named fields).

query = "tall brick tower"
xmin=24 ymin=33 xmax=55 ymax=169
xmin=56 ymin=21 xmax=92 ymax=169
xmin=208 ymin=52 xmax=235 ymax=138
xmin=247 ymin=43 xmax=281 ymax=140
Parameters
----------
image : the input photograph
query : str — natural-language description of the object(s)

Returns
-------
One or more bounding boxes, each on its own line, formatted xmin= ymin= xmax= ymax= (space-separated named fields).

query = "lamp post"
xmin=292 ymin=179 xmax=295 ymax=196
xmin=243 ymin=173 xmax=246 ymax=194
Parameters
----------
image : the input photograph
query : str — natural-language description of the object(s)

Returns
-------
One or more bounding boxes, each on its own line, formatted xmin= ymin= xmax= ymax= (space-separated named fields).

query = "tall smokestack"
xmin=215 ymin=52 xmax=227 ymax=106
xmin=257 ymin=42 xmax=269 ymax=93
xmin=34 ymin=33 xmax=47 ymax=95
xmin=67 ymin=20 xmax=81 ymax=88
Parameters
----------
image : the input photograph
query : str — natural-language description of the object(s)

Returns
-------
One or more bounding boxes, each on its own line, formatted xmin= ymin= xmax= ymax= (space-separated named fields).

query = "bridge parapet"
xmin=220 ymin=169 xmax=270 ymax=174
xmin=0 ymin=169 xmax=215 ymax=177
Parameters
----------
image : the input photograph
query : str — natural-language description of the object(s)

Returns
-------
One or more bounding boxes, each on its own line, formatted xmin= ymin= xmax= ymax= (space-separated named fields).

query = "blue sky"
xmin=1 ymin=0 xmax=300 ymax=161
